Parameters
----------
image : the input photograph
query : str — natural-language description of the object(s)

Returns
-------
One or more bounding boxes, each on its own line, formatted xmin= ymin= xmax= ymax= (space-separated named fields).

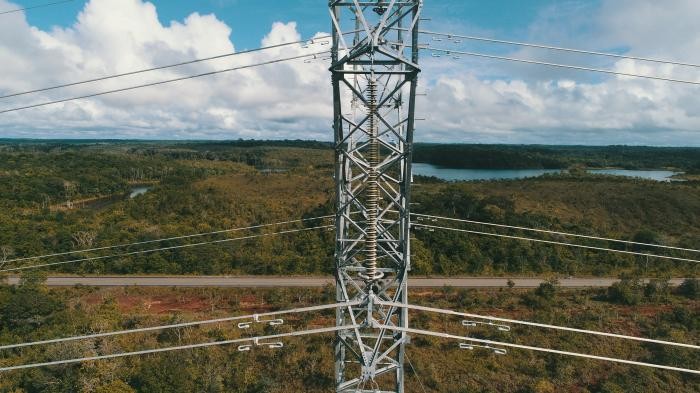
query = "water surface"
xmin=412 ymin=164 xmax=561 ymax=181
xmin=129 ymin=186 xmax=151 ymax=198
xmin=413 ymin=163 xmax=682 ymax=182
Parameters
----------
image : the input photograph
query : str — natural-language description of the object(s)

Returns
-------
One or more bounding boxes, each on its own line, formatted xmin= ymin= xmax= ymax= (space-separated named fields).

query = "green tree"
xmin=18 ymin=269 xmax=48 ymax=290
xmin=644 ymin=278 xmax=671 ymax=303
xmin=677 ymin=278 xmax=699 ymax=300
xmin=597 ymin=381 xmax=625 ymax=393
xmin=0 ymin=270 xmax=63 ymax=331
xmin=95 ymin=381 xmax=135 ymax=393
xmin=523 ymin=278 xmax=558 ymax=309
xmin=607 ymin=276 xmax=643 ymax=305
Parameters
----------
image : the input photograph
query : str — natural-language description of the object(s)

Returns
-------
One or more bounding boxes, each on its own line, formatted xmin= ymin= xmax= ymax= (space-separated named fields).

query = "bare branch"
xmin=71 ymin=231 xmax=97 ymax=249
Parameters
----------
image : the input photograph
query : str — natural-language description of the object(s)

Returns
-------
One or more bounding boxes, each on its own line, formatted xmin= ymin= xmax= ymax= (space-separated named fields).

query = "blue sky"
xmin=1 ymin=0 xmax=699 ymax=145
xmin=20 ymin=0 xmax=571 ymax=51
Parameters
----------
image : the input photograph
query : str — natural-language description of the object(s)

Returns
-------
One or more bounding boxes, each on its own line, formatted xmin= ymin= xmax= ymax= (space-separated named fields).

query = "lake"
xmin=412 ymin=163 xmax=681 ymax=182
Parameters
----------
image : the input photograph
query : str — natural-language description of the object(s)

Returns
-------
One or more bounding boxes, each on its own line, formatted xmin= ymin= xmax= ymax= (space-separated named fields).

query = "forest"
xmin=412 ymin=144 xmax=700 ymax=172
xmin=0 ymin=275 xmax=697 ymax=392
xmin=0 ymin=140 xmax=698 ymax=277
xmin=0 ymin=140 xmax=698 ymax=391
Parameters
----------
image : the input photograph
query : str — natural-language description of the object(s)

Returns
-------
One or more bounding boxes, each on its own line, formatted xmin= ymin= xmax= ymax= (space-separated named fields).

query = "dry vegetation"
xmin=0 ymin=283 xmax=697 ymax=392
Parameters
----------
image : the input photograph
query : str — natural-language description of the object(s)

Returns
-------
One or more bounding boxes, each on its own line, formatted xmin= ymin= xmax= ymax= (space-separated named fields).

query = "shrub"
xmin=533 ymin=379 xmax=556 ymax=393
xmin=607 ymin=277 xmax=643 ymax=305
xmin=535 ymin=279 xmax=558 ymax=300
xmin=677 ymin=278 xmax=699 ymax=300
xmin=598 ymin=381 xmax=625 ymax=393
xmin=643 ymin=278 xmax=671 ymax=303
xmin=523 ymin=279 xmax=558 ymax=309
xmin=96 ymin=381 xmax=135 ymax=393
xmin=632 ymin=229 xmax=660 ymax=246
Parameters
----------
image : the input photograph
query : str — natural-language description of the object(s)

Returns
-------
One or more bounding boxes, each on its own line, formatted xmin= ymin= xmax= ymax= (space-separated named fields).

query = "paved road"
xmin=3 ymin=276 xmax=687 ymax=288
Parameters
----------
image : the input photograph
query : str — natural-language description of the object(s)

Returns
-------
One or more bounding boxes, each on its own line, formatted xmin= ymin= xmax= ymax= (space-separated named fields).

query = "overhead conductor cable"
xmin=0 ymin=37 xmax=334 ymax=100
xmin=414 ymin=223 xmax=700 ymax=264
xmin=0 ymin=301 xmax=361 ymax=351
xmin=3 ymin=214 xmax=334 ymax=265
xmin=0 ymin=225 xmax=333 ymax=273
xmin=380 ymin=325 xmax=700 ymax=375
xmin=375 ymin=300 xmax=700 ymax=349
xmin=0 ymin=0 xmax=75 ymax=15
xmin=0 ymin=325 xmax=358 ymax=373
xmin=413 ymin=213 xmax=700 ymax=254
xmin=425 ymin=47 xmax=700 ymax=86
xmin=418 ymin=29 xmax=700 ymax=69
xmin=0 ymin=51 xmax=331 ymax=114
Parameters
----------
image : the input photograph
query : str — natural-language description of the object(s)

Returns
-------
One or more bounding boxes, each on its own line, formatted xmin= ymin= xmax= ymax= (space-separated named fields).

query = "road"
xmin=3 ymin=276 xmax=687 ymax=288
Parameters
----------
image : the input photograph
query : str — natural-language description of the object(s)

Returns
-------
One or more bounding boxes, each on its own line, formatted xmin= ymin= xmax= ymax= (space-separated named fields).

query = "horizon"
xmin=2 ymin=137 xmax=700 ymax=149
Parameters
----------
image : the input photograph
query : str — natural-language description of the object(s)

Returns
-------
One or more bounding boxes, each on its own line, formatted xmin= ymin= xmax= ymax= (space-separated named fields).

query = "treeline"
xmin=413 ymin=144 xmax=700 ymax=171
xmin=128 ymin=145 xmax=332 ymax=170
xmin=6 ymin=140 xmax=700 ymax=171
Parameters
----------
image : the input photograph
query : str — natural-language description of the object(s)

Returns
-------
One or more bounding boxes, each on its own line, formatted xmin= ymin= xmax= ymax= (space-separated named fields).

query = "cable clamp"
xmin=237 ymin=315 xmax=284 ymax=329
xmin=462 ymin=320 xmax=511 ymax=332
xmin=237 ymin=338 xmax=284 ymax=352
xmin=459 ymin=342 xmax=507 ymax=355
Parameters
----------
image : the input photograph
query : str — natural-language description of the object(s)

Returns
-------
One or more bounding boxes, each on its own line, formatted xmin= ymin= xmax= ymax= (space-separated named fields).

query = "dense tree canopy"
xmin=0 ymin=140 xmax=698 ymax=277
xmin=0 ymin=140 xmax=697 ymax=391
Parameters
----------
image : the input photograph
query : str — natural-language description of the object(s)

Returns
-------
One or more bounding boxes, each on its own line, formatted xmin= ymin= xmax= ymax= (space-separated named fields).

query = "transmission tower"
xmin=330 ymin=1 xmax=423 ymax=391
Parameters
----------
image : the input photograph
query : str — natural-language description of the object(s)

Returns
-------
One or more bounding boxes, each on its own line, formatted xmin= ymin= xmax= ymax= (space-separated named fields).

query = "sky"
xmin=1 ymin=0 xmax=699 ymax=145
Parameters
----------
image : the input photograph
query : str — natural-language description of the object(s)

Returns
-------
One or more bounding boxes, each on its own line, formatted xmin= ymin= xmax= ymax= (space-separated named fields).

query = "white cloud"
xmin=0 ymin=0 xmax=699 ymax=145
xmin=416 ymin=0 xmax=700 ymax=145
xmin=0 ymin=0 xmax=332 ymax=139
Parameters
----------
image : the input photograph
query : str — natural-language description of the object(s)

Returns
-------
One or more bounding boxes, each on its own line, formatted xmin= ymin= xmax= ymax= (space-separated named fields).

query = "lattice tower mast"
xmin=330 ymin=1 xmax=423 ymax=392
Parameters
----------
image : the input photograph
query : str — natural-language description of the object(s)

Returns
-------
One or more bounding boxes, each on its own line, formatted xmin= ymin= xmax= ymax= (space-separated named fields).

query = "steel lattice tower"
xmin=330 ymin=1 xmax=423 ymax=391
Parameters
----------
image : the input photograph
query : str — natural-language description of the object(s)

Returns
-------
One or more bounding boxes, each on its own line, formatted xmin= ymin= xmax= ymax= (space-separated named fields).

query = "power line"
xmin=0 ymin=225 xmax=333 ymax=273
xmin=419 ymin=30 xmax=700 ymax=69
xmin=0 ymin=50 xmax=330 ymax=114
xmin=0 ymin=301 xmax=360 ymax=351
xmin=376 ymin=300 xmax=700 ymax=350
xmin=426 ymin=48 xmax=700 ymax=86
xmin=3 ymin=215 xmax=333 ymax=265
xmin=0 ymin=325 xmax=356 ymax=373
xmin=412 ymin=213 xmax=700 ymax=254
xmin=381 ymin=325 xmax=700 ymax=375
xmin=405 ymin=352 xmax=428 ymax=393
xmin=0 ymin=0 xmax=74 ymax=15
xmin=412 ymin=223 xmax=700 ymax=264
xmin=0 ymin=37 xmax=332 ymax=100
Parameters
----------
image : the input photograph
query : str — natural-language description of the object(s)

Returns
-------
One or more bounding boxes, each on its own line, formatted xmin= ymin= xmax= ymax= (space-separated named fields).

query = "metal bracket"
xmin=237 ymin=315 xmax=284 ymax=329
xmin=462 ymin=320 xmax=511 ymax=332
xmin=237 ymin=337 xmax=285 ymax=352
xmin=459 ymin=342 xmax=507 ymax=355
